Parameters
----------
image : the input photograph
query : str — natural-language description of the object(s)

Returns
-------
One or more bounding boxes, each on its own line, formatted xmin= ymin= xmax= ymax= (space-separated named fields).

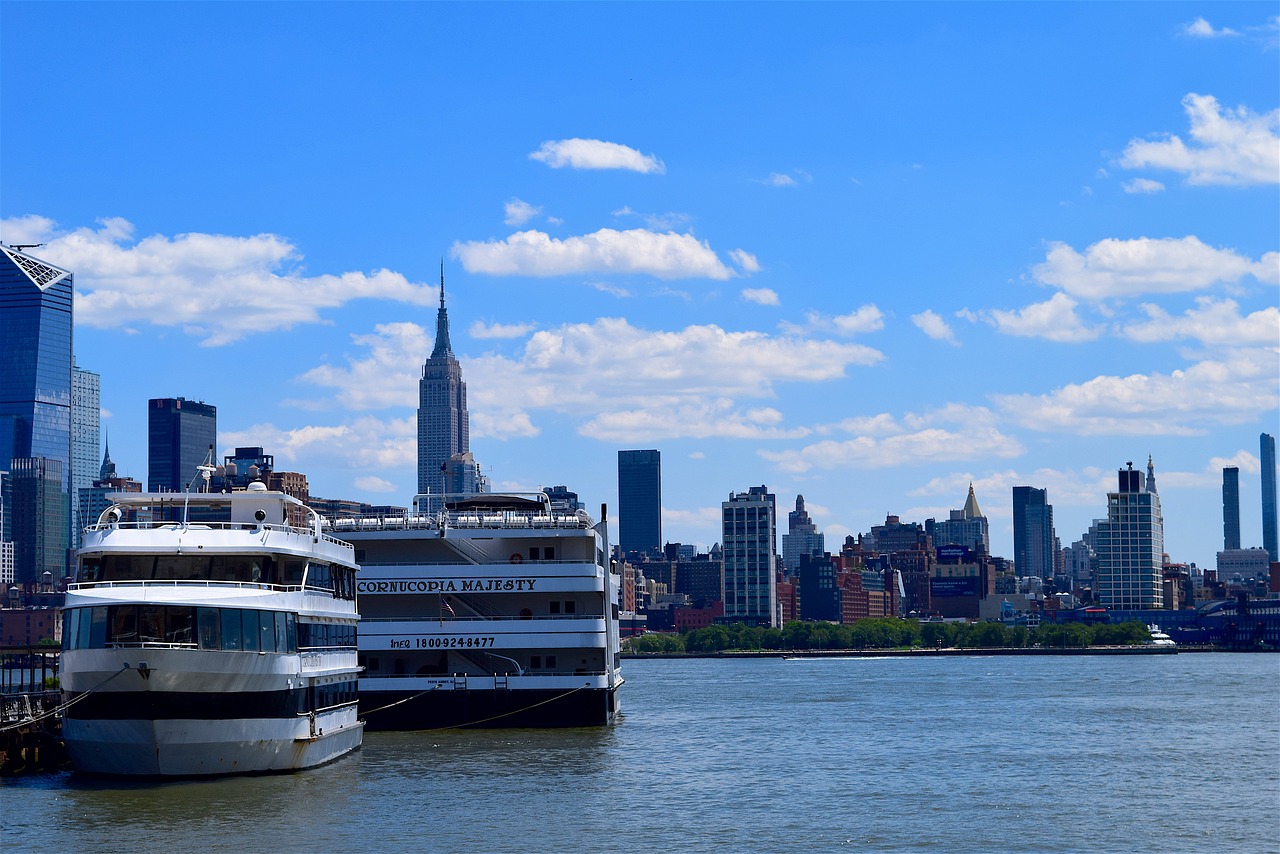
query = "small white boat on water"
xmin=1147 ymin=624 xmax=1177 ymax=647
xmin=60 ymin=483 xmax=363 ymax=776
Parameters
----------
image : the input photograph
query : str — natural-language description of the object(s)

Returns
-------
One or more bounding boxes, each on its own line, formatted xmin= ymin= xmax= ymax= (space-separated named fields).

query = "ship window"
xmin=63 ymin=607 xmax=79 ymax=649
xmin=139 ymin=605 xmax=165 ymax=644
xmin=282 ymin=558 xmax=306 ymax=585
xmin=545 ymin=655 xmax=556 ymax=669
xmin=275 ymin=611 xmax=289 ymax=652
xmin=564 ymin=600 xmax=576 ymax=614
xmin=110 ymin=605 xmax=138 ymax=645
xmin=198 ymin=608 xmax=221 ymax=649
xmin=78 ymin=557 xmax=102 ymax=582
xmin=166 ymin=607 xmax=195 ymax=644
xmin=530 ymin=547 xmax=541 ymax=560
xmin=530 ymin=655 xmax=542 ymax=669
xmin=550 ymin=601 xmax=561 ymax=614
xmin=89 ymin=607 xmax=108 ymax=648
xmin=242 ymin=611 xmax=260 ymax=652
xmin=259 ymin=611 xmax=277 ymax=652
xmin=544 ymin=547 xmax=554 ymax=561
xmin=286 ymin=612 xmax=298 ymax=651
xmin=221 ymin=609 xmax=243 ymax=650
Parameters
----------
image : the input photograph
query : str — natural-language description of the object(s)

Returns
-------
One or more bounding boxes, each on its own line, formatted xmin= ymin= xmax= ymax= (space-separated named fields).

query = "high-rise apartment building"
xmin=417 ymin=270 xmax=469 ymax=505
xmin=1094 ymin=459 xmax=1164 ymax=610
xmin=1012 ymin=486 xmax=1056 ymax=579
xmin=618 ymin=449 xmax=662 ymax=556
xmin=1 ymin=245 xmax=74 ymax=584
xmin=1222 ymin=465 xmax=1241 ymax=551
xmin=71 ymin=365 xmax=100 ymax=547
xmin=148 ymin=397 xmax=217 ymax=492
xmin=721 ymin=485 xmax=778 ymax=627
xmin=781 ymin=494 xmax=824 ymax=574
xmin=1262 ymin=433 xmax=1277 ymax=563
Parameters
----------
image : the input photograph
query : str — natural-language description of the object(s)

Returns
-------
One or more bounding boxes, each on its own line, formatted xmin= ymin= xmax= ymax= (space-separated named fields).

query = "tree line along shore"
xmin=623 ymin=618 xmax=1157 ymax=655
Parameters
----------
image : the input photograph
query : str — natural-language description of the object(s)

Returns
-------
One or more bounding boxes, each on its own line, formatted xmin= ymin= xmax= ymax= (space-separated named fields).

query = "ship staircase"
xmin=438 ymin=535 xmax=491 ymax=565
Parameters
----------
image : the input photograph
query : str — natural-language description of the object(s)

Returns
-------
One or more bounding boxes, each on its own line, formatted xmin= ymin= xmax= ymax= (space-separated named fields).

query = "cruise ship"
xmin=333 ymin=492 xmax=623 ymax=729
xmin=60 ymin=485 xmax=364 ymax=776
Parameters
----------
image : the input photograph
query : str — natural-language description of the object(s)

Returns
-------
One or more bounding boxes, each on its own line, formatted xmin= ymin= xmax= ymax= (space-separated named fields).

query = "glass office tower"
xmin=0 ymin=245 xmax=73 ymax=584
xmin=148 ymin=397 xmax=217 ymax=492
xmin=618 ymin=449 xmax=662 ymax=556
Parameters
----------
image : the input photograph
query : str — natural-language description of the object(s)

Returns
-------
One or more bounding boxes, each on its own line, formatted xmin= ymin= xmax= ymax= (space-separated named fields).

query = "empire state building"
xmin=417 ymin=267 xmax=470 ymax=501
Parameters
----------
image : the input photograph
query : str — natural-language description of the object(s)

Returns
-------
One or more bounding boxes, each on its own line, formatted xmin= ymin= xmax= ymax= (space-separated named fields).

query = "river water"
xmin=3 ymin=653 xmax=1277 ymax=853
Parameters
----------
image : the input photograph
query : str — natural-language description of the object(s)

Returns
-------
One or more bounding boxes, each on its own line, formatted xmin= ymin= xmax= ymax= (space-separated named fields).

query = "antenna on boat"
xmin=183 ymin=446 xmax=219 ymax=525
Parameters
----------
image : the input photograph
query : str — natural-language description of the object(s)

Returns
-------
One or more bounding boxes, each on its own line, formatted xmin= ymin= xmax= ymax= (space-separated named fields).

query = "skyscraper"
xmin=1012 ymin=486 xmax=1055 ymax=579
xmin=618 ymin=449 xmax=662 ymax=555
xmin=1222 ymin=465 xmax=1241 ymax=551
xmin=71 ymin=365 xmax=100 ymax=547
xmin=417 ymin=268 xmax=469 ymax=503
xmin=1262 ymin=433 xmax=1277 ymax=563
xmin=148 ymin=397 xmax=217 ymax=492
xmin=928 ymin=484 xmax=990 ymax=555
xmin=1 ymin=245 xmax=74 ymax=584
xmin=1095 ymin=459 xmax=1164 ymax=610
xmin=721 ymin=485 xmax=778 ymax=627
xmin=782 ymin=494 xmax=824 ymax=574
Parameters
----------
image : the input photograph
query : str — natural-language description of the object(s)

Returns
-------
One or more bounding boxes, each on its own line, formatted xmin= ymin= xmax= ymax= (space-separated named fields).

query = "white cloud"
xmin=741 ymin=288 xmax=779 ymax=306
xmin=590 ymin=281 xmax=633 ymax=298
xmin=504 ymin=198 xmax=541 ymax=226
xmin=729 ymin=249 xmax=761 ymax=274
xmin=762 ymin=168 xmax=812 ymax=187
xmin=529 ymin=138 xmax=665 ymax=174
xmin=1122 ymin=298 xmax=1280 ymax=346
xmin=784 ymin=305 xmax=885 ymax=337
xmin=1032 ymin=236 xmax=1270 ymax=300
xmin=300 ymin=317 xmax=884 ymax=444
xmin=980 ymin=293 xmax=1101 ymax=342
xmin=612 ymin=206 xmax=692 ymax=231
xmin=354 ymin=475 xmax=397 ymax=493
xmin=1120 ymin=93 xmax=1279 ymax=186
xmin=911 ymin=309 xmax=960 ymax=346
xmin=1122 ymin=178 xmax=1166 ymax=194
xmin=3 ymin=216 xmax=435 ymax=346
xmin=760 ymin=404 xmax=1024 ymax=473
xmin=469 ymin=320 xmax=537 ymax=339
xmin=452 ymin=228 xmax=740 ymax=280
xmin=995 ymin=348 xmax=1279 ymax=436
xmin=1184 ymin=17 xmax=1239 ymax=38
xmin=221 ymin=415 xmax=416 ymax=474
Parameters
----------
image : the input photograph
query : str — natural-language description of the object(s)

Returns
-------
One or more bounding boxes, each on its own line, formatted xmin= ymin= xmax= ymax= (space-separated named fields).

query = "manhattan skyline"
xmin=1 ymin=3 xmax=1276 ymax=570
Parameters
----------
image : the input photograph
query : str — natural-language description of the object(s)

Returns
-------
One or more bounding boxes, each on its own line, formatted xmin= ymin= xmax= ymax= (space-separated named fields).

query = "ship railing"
xmin=104 ymin=641 xmax=199 ymax=650
xmin=67 ymin=579 xmax=308 ymax=593
xmin=360 ymin=613 xmax=606 ymax=623
xmin=327 ymin=512 xmax=591 ymax=533
xmin=355 ymin=557 xmax=595 ymax=568
xmin=84 ymin=519 xmax=324 ymax=538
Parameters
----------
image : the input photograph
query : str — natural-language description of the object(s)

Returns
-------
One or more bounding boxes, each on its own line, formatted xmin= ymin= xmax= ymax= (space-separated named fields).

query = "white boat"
xmin=1147 ymin=624 xmax=1176 ymax=646
xmin=60 ymin=484 xmax=364 ymax=776
xmin=335 ymin=493 xmax=623 ymax=729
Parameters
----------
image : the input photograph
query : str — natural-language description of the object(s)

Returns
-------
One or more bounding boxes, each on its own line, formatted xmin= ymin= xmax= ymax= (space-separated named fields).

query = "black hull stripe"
xmin=64 ymin=689 xmax=309 ymax=720
xmin=360 ymin=688 xmax=618 ymax=730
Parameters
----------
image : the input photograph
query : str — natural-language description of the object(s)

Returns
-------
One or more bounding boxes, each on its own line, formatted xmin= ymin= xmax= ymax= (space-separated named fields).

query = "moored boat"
xmin=60 ymin=484 xmax=363 ymax=776
xmin=334 ymin=492 xmax=623 ymax=729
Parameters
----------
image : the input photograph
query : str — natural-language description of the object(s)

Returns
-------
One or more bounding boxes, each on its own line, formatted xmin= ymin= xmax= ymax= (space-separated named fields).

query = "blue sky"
xmin=3 ymin=2 xmax=1277 ymax=570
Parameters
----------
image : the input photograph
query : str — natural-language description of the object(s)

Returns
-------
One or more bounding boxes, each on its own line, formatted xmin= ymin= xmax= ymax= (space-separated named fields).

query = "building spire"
xmin=431 ymin=259 xmax=453 ymax=359
xmin=962 ymin=482 xmax=983 ymax=519
xmin=1147 ymin=455 xmax=1157 ymax=494
xmin=99 ymin=430 xmax=116 ymax=481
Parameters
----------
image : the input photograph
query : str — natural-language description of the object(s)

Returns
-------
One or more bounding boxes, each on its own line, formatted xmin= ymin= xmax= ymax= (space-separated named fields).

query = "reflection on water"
xmin=3 ymin=655 xmax=1276 ymax=853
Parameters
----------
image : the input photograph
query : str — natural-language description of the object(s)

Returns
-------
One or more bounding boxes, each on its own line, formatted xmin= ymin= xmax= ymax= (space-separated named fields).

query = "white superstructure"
xmin=335 ymin=493 xmax=623 ymax=729
xmin=60 ymin=485 xmax=363 ymax=776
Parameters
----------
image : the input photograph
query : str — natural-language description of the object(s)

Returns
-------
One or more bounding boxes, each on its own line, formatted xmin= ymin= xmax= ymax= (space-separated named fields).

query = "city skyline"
xmin=1 ymin=3 xmax=1276 ymax=569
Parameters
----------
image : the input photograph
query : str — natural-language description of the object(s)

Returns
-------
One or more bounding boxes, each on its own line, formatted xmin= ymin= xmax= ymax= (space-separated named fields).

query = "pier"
xmin=1 ymin=647 xmax=68 ymax=775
